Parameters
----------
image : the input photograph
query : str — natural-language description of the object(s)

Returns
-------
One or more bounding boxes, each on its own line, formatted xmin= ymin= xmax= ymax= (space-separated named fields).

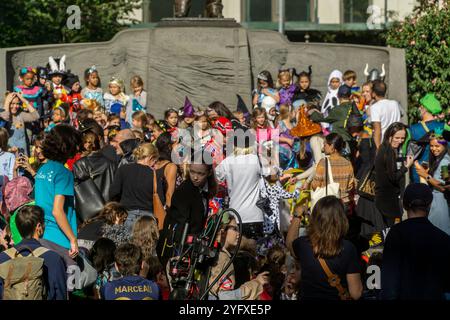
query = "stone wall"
xmin=0 ymin=25 xmax=406 ymax=120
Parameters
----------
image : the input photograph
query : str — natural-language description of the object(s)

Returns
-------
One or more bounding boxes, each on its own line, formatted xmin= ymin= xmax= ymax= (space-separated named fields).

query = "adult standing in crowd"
xmin=110 ymin=128 xmax=140 ymax=167
xmin=370 ymin=80 xmax=402 ymax=149
xmin=408 ymin=93 xmax=445 ymax=183
xmin=215 ymin=131 xmax=266 ymax=245
xmin=374 ymin=122 xmax=413 ymax=235
xmin=109 ymin=143 xmax=161 ymax=232
xmin=286 ymin=197 xmax=363 ymax=301
xmin=35 ymin=124 xmax=81 ymax=256
xmin=157 ymin=152 xmax=218 ymax=268
xmin=154 ymin=132 xmax=178 ymax=209
xmin=415 ymin=133 xmax=450 ymax=235
xmin=381 ymin=184 xmax=450 ymax=300
xmin=73 ymin=128 xmax=117 ymax=205
xmin=311 ymin=133 xmax=355 ymax=209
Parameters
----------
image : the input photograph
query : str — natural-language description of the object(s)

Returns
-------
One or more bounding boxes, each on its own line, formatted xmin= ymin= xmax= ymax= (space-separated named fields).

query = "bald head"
xmin=116 ymin=129 xmax=135 ymax=144
xmin=112 ymin=129 xmax=136 ymax=156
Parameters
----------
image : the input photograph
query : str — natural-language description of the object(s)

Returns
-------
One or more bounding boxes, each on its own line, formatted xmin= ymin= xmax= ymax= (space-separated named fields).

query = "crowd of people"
xmin=0 ymin=55 xmax=449 ymax=301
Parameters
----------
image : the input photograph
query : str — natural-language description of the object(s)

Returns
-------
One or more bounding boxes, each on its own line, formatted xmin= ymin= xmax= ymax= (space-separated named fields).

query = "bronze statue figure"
xmin=174 ymin=0 xmax=223 ymax=18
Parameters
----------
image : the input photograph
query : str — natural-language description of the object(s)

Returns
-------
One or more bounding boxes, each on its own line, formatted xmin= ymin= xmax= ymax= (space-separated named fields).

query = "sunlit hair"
xmin=276 ymin=70 xmax=292 ymax=89
xmin=307 ymin=196 xmax=349 ymax=258
xmin=251 ymin=107 xmax=269 ymax=129
xmin=133 ymin=142 xmax=159 ymax=161
xmin=130 ymin=75 xmax=144 ymax=88
xmin=132 ymin=110 xmax=148 ymax=128
xmin=275 ymin=104 xmax=290 ymax=127
xmin=80 ymin=202 xmax=128 ymax=229
xmin=82 ymin=131 xmax=100 ymax=156
xmin=131 ymin=216 xmax=159 ymax=261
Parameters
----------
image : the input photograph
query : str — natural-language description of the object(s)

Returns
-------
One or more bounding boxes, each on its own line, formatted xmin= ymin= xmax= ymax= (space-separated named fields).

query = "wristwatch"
xmin=426 ymin=175 xmax=432 ymax=181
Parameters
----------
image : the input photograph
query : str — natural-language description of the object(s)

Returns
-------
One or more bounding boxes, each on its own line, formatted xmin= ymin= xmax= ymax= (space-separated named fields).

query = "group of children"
xmin=0 ymin=51 xmax=394 ymax=301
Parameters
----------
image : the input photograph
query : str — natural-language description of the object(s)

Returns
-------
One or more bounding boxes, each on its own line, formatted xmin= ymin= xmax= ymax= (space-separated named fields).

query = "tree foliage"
xmin=0 ymin=0 xmax=141 ymax=48
xmin=386 ymin=0 xmax=450 ymax=122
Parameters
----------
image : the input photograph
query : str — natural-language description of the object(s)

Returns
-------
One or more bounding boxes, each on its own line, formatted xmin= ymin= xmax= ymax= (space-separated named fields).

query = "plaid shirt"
xmin=311 ymin=154 xmax=355 ymax=204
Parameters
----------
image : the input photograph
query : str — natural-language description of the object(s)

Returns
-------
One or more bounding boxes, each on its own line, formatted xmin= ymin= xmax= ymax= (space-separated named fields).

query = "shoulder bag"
xmin=153 ymin=169 xmax=166 ymax=231
xmin=318 ymin=257 xmax=352 ymax=300
xmin=74 ymin=159 xmax=105 ymax=222
xmin=310 ymin=157 xmax=340 ymax=210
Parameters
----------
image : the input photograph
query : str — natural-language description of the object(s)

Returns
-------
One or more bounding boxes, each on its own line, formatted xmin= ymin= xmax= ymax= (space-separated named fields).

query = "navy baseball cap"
xmin=337 ymin=85 xmax=352 ymax=98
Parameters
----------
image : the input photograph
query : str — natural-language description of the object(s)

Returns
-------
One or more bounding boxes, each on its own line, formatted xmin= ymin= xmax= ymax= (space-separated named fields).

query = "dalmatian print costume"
xmin=260 ymin=179 xmax=299 ymax=234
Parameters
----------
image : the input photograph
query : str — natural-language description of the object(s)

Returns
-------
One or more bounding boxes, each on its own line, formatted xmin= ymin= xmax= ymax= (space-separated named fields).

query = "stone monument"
xmin=0 ymin=25 xmax=407 ymax=120
xmin=174 ymin=0 xmax=224 ymax=18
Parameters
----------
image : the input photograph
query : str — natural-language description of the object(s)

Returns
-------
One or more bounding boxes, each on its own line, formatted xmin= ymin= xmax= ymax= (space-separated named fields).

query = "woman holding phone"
xmin=415 ymin=132 xmax=450 ymax=235
xmin=13 ymin=133 xmax=46 ymax=183
xmin=374 ymin=122 xmax=413 ymax=231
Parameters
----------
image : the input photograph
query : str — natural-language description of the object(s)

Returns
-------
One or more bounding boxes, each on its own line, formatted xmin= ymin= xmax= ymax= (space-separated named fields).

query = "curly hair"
xmin=131 ymin=216 xmax=159 ymax=262
xmin=80 ymin=202 xmax=128 ymax=229
xmin=42 ymin=124 xmax=81 ymax=163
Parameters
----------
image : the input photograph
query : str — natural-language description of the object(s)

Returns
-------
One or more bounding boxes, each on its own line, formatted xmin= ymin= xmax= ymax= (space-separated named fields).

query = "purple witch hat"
xmin=182 ymin=96 xmax=195 ymax=118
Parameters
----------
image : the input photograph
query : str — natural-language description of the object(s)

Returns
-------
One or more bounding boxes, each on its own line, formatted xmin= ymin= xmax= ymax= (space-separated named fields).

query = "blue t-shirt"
xmin=101 ymin=275 xmax=160 ymax=300
xmin=35 ymin=160 xmax=77 ymax=249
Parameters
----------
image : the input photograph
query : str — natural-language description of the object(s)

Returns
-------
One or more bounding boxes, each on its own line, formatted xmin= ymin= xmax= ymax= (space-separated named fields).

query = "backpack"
xmin=9 ymin=201 xmax=36 ymax=245
xmin=344 ymin=102 xmax=363 ymax=131
xmin=0 ymin=246 xmax=48 ymax=300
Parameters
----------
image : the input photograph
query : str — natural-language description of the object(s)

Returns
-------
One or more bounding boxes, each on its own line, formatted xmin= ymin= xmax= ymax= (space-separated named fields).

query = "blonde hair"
xmin=275 ymin=104 xmax=290 ymax=127
xmin=276 ymin=70 xmax=292 ymax=89
xmin=132 ymin=142 xmax=159 ymax=161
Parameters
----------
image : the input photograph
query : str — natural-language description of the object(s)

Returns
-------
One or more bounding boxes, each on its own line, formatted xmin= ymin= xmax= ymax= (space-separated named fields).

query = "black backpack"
xmin=344 ymin=102 xmax=363 ymax=131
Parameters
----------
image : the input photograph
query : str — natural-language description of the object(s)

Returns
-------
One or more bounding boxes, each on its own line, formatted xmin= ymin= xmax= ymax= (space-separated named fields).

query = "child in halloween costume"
xmin=277 ymin=69 xmax=297 ymax=108
xmin=14 ymin=67 xmax=44 ymax=117
xmin=45 ymin=104 xmax=69 ymax=133
xmin=178 ymin=97 xmax=196 ymax=132
xmin=252 ymin=71 xmax=280 ymax=109
xmin=292 ymin=66 xmax=322 ymax=110
xmin=81 ymin=65 xmax=104 ymax=107
xmin=320 ymin=70 xmax=343 ymax=132
xmin=64 ymin=73 xmax=83 ymax=127
xmin=260 ymin=168 xmax=300 ymax=236
xmin=35 ymin=66 xmax=52 ymax=115
xmin=47 ymin=55 xmax=70 ymax=110
xmin=103 ymin=77 xmax=129 ymax=115
xmin=126 ymin=75 xmax=147 ymax=123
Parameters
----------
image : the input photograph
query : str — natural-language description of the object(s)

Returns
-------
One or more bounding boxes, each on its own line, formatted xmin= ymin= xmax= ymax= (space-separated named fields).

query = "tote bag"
xmin=310 ymin=157 xmax=340 ymax=210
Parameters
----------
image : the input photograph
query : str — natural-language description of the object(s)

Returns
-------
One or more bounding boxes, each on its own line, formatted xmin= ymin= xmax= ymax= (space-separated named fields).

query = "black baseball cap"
xmin=403 ymin=183 xmax=433 ymax=210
